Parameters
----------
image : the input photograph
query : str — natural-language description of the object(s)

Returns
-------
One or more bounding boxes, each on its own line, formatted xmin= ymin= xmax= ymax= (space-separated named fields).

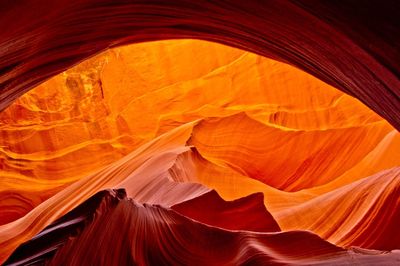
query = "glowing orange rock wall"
xmin=1 ymin=40 xmax=395 ymax=222
xmin=1 ymin=40 xmax=399 ymax=264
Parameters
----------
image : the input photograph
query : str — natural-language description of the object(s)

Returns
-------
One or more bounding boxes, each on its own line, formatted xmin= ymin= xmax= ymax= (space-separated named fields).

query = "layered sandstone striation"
xmin=0 ymin=40 xmax=399 ymax=264
xmin=6 ymin=189 xmax=400 ymax=266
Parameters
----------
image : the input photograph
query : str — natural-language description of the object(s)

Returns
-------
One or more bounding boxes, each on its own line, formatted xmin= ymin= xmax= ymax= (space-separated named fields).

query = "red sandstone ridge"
xmin=5 ymin=189 xmax=400 ymax=266
xmin=172 ymin=190 xmax=281 ymax=232
xmin=3 ymin=189 xmax=127 ymax=266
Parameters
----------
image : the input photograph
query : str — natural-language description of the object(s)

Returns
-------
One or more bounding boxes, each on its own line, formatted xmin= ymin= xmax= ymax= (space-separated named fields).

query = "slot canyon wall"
xmin=0 ymin=1 xmax=399 ymax=265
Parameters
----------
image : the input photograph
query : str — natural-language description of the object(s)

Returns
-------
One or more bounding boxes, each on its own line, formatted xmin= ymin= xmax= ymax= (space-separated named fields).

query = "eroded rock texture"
xmin=0 ymin=0 xmax=399 ymax=130
xmin=6 ymin=189 xmax=400 ymax=266
xmin=1 ymin=39 xmax=399 ymax=265
xmin=2 ymin=0 xmax=400 ymax=258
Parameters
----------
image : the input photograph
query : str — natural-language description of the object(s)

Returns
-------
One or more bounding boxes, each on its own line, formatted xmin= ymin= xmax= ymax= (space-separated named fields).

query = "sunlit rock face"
xmin=1 ymin=40 xmax=400 ymax=265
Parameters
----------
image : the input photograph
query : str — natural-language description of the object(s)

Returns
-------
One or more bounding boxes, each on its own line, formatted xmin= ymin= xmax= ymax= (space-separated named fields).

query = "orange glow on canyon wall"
xmin=1 ymin=40 xmax=400 ymax=265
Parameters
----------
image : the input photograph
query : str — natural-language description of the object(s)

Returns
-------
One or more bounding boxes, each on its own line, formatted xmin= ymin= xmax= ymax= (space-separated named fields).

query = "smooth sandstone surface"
xmin=0 ymin=39 xmax=399 ymax=264
xmin=6 ymin=189 xmax=400 ymax=266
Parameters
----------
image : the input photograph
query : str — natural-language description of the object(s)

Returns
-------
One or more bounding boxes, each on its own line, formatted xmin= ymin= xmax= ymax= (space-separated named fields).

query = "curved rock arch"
xmin=0 ymin=0 xmax=399 ymax=129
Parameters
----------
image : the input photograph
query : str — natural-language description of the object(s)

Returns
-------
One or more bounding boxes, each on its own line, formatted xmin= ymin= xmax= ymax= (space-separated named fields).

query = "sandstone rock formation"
xmin=0 ymin=3 xmax=399 ymax=264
